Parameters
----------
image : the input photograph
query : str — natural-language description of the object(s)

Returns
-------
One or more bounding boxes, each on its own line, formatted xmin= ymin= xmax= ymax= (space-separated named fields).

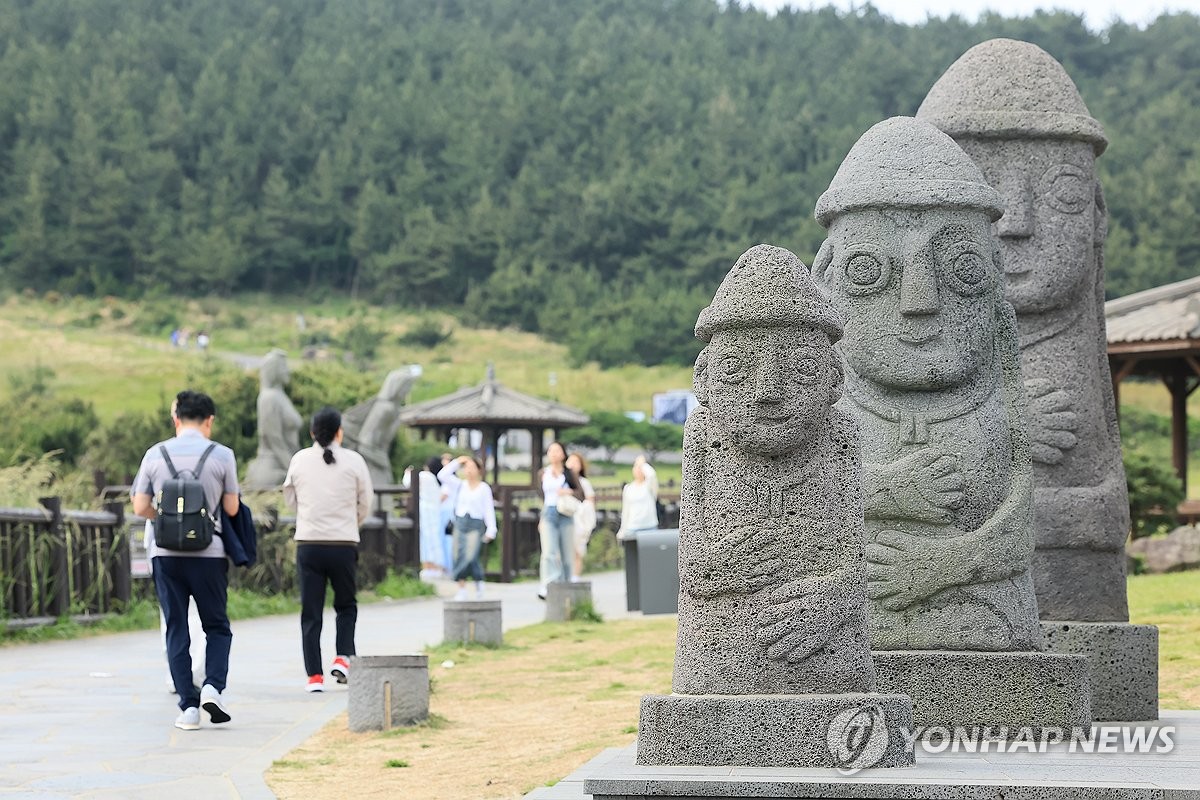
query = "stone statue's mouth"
xmin=898 ymin=330 xmax=940 ymax=345
xmin=756 ymin=412 xmax=795 ymax=424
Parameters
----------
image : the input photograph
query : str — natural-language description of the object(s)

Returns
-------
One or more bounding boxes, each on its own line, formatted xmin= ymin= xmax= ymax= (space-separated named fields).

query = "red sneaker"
xmin=331 ymin=656 xmax=350 ymax=684
xmin=306 ymin=674 xmax=325 ymax=693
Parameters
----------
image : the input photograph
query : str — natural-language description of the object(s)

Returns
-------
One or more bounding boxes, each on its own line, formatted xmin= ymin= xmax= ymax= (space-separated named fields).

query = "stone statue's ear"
xmin=812 ymin=239 xmax=835 ymax=285
xmin=693 ymin=346 xmax=710 ymax=406
xmin=828 ymin=347 xmax=844 ymax=405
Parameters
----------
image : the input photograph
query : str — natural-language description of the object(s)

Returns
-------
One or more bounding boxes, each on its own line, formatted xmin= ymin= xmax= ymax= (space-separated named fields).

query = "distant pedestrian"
xmin=131 ymin=390 xmax=240 ymax=731
xmin=617 ymin=455 xmax=659 ymax=540
xmin=283 ymin=407 xmax=373 ymax=693
xmin=566 ymin=452 xmax=597 ymax=581
xmin=404 ymin=456 xmax=448 ymax=578
xmin=438 ymin=455 xmax=497 ymax=600
xmin=537 ymin=441 xmax=584 ymax=596
xmin=196 ymin=330 xmax=210 ymax=351
xmin=170 ymin=329 xmax=181 ymax=348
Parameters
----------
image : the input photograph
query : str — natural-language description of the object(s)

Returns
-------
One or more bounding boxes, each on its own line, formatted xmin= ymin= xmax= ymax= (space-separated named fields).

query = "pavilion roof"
xmin=397 ymin=371 xmax=588 ymax=429
xmin=1106 ymin=275 xmax=1200 ymax=345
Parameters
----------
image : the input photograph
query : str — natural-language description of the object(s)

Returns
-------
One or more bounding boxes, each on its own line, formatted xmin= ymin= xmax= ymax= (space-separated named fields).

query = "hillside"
xmin=0 ymin=0 xmax=1197 ymax=367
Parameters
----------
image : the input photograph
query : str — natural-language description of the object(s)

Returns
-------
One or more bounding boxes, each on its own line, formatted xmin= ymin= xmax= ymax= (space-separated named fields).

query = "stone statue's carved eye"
xmin=841 ymin=247 xmax=891 ymax=295
xmin=1039 ymin=164 xmax=1089 ymax=215
xmin=793 ymin=356 xmax=820 ymax=384
xmin=717 ymin=354 xmax=748 ymax=384
xmin=940 ymin=250 xmax=991 ymax=297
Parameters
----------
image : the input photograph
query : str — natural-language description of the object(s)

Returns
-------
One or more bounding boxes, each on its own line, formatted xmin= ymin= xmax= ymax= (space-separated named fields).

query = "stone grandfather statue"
xmin=636 ymin=244 xmax=913 ymax=769
xmin=342 ymin=365 xmax=421 ymax=487
xmin=918 ymin=37 xmax=1157 ymax=722
xmin=244 ymin=349 xmax=303 ymax=490
xmin=813 ymin=116 xmax=1089 ymax=730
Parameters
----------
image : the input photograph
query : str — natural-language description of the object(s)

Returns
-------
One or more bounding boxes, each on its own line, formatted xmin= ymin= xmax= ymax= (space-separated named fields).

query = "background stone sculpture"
xmin=243 ymin=348 xmax=303 ymax=489
xmin=918 ymin=37 xmax=1157 ymax=721
xmin=814 ymin=116 xmax=1089 ymax=730
xmin=342 ymin=365 xmax=421 ymax=487
xmin=637 ymin=244 xmax=913 ymax=769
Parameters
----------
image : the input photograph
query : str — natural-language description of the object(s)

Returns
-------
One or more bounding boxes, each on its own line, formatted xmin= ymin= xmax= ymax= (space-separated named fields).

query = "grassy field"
xmin=0 ymin=293 xmax=693 ymax=419
xmin=266 ymin=572 xmax=1200 ymax=800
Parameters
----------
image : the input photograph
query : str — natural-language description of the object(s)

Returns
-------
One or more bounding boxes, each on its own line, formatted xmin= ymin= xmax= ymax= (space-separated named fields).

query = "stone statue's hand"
xmin=756 ymin=572 xmax=852 ymax=662
xmin=1025 ymin=378 xmax=1078 ymax=465
xmin=882 ymin=448 xmax=964 ymax=522
xmin=865 ymin=530 xmax=954 ymax=611
xmin=685 ymin=525 xmax=783 ymax=599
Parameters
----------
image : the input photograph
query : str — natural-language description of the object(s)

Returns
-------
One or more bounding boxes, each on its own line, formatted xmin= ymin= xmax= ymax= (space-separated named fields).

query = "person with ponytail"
xmin=283 ymin=406 xmax=373 ymax=693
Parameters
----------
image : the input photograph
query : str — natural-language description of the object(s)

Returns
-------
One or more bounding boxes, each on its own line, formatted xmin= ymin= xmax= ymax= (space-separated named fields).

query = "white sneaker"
xmin=200 ymin=684 xmax=231 ymax=724
xmin=175 ymin=707 xmax=200 ymax=730
xmin=452 ymin=588 xmax=468 ymax=601
xmin=474 ymin=583 xmax=484 ymax=599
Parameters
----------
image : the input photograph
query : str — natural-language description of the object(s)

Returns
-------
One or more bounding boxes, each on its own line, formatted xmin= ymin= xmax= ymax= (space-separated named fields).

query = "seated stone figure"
xmin=636 ymin=243 xmax=913 ymax=769
xmin=342 ymin=366 xmax=420 ymax=488
xmin=244 ymin=349 xmax=303 ymax=490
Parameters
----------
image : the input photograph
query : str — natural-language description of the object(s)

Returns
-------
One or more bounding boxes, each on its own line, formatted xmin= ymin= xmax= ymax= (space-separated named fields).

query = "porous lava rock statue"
xmin=244 ymin=348 xmax=303 ymax=490
xmin=918 ymin=39 xmax=1158 ymax=721
xmin=636 ymin=244 xmax=915 ymax=770
xmin=814 ymin=117 xmax=1090 ymax=731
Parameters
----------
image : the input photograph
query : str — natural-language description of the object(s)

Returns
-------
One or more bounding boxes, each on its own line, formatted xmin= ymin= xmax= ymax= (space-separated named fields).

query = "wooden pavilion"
xmin=1107 ymin=274 xmax=1200 ymax=497
xmin=397 ymin=366 xmax=589 ymax=486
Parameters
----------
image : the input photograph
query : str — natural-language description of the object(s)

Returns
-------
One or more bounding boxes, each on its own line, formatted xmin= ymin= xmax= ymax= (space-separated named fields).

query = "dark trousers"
xmin=152 ymin=556 xmax=232 ymax=711
xmin=297 ymin=544 xmax=358 ymax=677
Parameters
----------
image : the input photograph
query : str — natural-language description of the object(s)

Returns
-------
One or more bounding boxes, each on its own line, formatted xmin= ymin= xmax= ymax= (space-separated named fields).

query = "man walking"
xmin=132 ymin=391 xmax=241 ymax=731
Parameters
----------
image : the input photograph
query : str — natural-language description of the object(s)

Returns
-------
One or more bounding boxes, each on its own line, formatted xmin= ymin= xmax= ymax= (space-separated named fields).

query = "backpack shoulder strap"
xmin=190 ymin=443 xmax=218 ymax=480
xmin=158 ymin=446 xmax=180 ymax=479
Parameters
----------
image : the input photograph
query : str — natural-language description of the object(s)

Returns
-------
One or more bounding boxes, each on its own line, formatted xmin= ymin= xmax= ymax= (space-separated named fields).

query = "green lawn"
xmin=1128 ymin=571 xmax=1200 ymax=708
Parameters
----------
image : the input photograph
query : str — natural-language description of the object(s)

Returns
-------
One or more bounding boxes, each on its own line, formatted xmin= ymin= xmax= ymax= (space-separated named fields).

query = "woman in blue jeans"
xmin=438 ymin=455 xmax=496 ymax=600
xmin=538 ymin=441 xmax=585 ymax=598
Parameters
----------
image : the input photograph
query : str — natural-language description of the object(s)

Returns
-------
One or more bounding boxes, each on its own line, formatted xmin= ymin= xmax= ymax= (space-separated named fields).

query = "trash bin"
xmin=637 ymin=528 xmax=680 ymax=615
xmin=621 ymin=533 xmax=640 ymax=611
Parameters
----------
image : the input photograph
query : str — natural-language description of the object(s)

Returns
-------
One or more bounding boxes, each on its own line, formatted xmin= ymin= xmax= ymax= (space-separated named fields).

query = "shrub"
xmin=1125 ymin=446 xmax=1184 ymax=538
xmin=397 ymin=321 xmax=454 ymax=349
xmin=80 ymin=408 xmax=173 ymax=485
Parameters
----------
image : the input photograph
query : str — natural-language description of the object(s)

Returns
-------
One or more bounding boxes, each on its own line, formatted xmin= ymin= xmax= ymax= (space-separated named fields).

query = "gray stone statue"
xmin=918 ymin=38 xmax=1157 ymax=721
xmin=636 ymin=244 xmax=913 ymax=769
xmin=244 ymin=349 xmax=303 ymax=489
xmin=342 ymin=365 xmax=421 ymax=487
xmin=814 ymin=117 xmax=1089 ymax=730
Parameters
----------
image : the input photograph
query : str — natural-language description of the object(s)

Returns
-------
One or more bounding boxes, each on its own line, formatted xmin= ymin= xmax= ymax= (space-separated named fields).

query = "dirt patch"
xmin=265 ymin=616 xmax=677 ymax=800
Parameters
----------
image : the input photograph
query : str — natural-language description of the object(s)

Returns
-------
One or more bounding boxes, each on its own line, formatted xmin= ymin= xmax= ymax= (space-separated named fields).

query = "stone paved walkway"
xmin=0 ymin=571 xmax=630 ymax=799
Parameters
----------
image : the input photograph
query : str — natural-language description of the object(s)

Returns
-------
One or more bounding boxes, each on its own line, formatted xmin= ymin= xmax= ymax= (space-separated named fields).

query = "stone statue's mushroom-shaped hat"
xmin=916 ymin=38 xmax=1106 ymax=155
xmin=695 ymin=244 xmax=843 ymax=343
xmin=814 ymin=116 xmax=1004 ymax=228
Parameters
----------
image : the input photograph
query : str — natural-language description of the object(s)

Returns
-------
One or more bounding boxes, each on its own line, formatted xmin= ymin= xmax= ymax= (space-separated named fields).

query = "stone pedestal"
xmin=443 ymin=600 xmax=503 ymax=646
xmin=546 ymin=581 xmax=592 ymax=622
xmin=347 ymin=655 xmax=428 ymax=732
xmin=1041 ymin=621 xmax=1159 ymax=722
xmin=637 ymin=692 xmax=914 ymax=769
xmin=873 ymin=650 xmax=1091 ymax=731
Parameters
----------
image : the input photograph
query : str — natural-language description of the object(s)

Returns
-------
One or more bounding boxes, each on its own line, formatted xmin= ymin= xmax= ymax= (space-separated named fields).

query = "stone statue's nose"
xmin=754 ymin=350 xmax=784 ymax=403
xmin=899 ymin=248 xmax=940 ymax=317
xmin=996 ymin=172 xmax=1034 ymax=240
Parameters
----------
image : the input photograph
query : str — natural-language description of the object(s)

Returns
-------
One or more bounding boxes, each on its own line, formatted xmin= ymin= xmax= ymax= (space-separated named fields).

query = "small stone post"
xmin=443 ymin=599 xmax=503 ymax=645
xmin=347 ymin=655 xmax=429 ymax=733
xmin=545 ymin=581 xmax=592 ymax=622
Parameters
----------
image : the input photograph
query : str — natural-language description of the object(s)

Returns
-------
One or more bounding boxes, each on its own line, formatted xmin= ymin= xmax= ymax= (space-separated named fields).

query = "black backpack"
xmin=154 ymin=443 xmax=217 ymax=552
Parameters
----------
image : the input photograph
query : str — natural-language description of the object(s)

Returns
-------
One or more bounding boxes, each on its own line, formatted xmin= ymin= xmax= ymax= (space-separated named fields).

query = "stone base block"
xmin=566 ymin=713 xmax=1200 ymax=800
xmin=443 ymin=599 xmax=503 ymax=646
xmin=873 ymin=650 xmax=1090 ymax=731
xmin=546 ymin=581 xmax=593 ymax=622
xmin=347 ymin=655 xmax=429 ymax=732
xmin=636 ymin=692 xmax=915 ymax=769
xmin=1041 ymin=621 xmax=1159 ymax=722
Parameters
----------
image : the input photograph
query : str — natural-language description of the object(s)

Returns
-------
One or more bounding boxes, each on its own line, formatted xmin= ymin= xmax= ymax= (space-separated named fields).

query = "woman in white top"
xmin=437 ymin=455 xmax=497 ymax=600
xmin=283 ymin=407 xmax=373 ymax=693
xmin=617 ymin=455 xmax=659 ymax=539
xmin=403 ymin=456 xmax=448 ymax=577
xmin=566 ymin=452 xmax=597 ymax=581
xmin=538 ymin=441 xmax=585 ymax=596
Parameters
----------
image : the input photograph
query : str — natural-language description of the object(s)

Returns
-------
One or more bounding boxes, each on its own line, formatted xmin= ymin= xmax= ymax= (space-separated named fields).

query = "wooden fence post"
xmin=39 ymin=497 xmax=69 ymax=617
xmin=105 ymin=501 xmax=130 ymax=609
